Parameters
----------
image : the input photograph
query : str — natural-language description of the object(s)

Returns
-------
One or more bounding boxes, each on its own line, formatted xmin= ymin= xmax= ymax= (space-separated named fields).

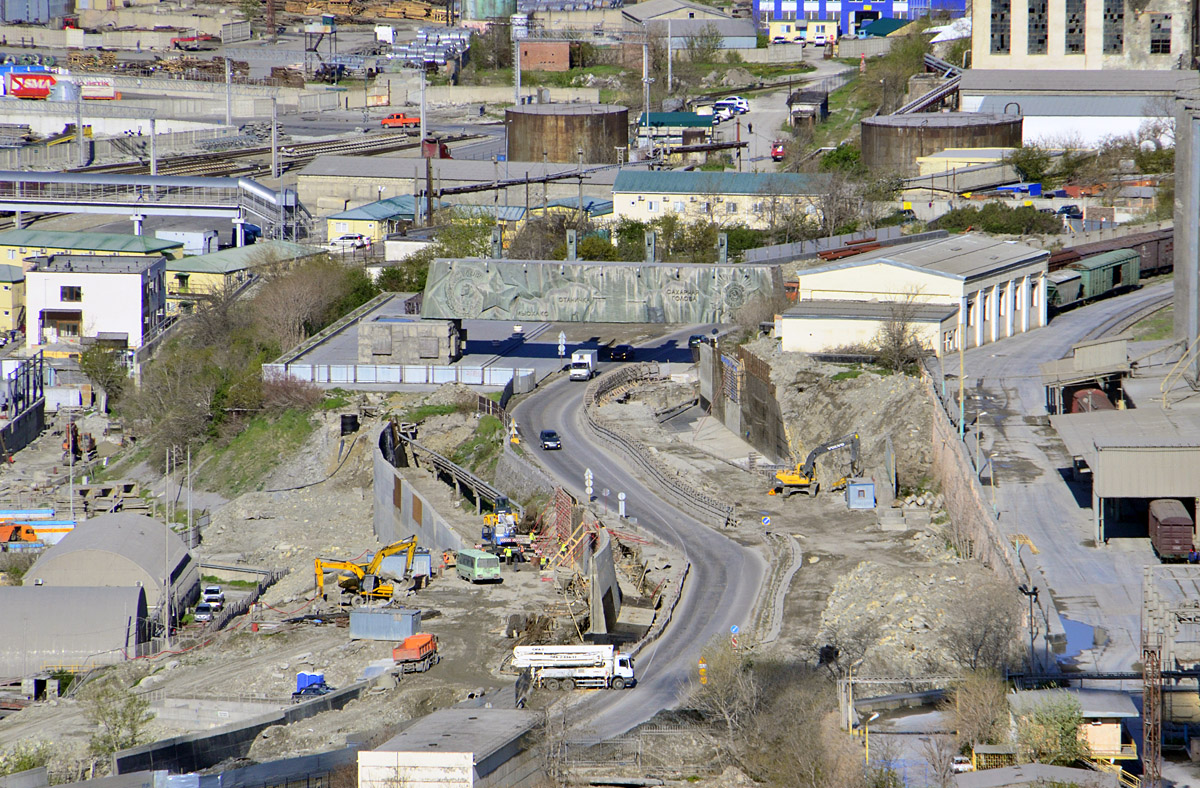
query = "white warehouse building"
xmin=25 ymin=254 xmax=167 ymax=350
xmin=780 ymin=233 xmax=1049 ymax=357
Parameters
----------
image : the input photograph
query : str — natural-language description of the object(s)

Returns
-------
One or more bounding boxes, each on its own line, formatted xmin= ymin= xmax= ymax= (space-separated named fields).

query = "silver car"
xmin=193 ymin=603 xmax=215 ymax=622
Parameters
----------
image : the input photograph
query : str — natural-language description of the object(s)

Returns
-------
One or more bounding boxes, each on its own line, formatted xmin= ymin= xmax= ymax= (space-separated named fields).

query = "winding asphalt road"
xmin=511 ymin=328 xmax=766 ymax=740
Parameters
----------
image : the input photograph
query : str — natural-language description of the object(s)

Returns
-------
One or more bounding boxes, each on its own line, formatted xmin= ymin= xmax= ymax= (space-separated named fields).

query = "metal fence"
xmin=263 ymin=363 xmax=533 ymax=387
xmin=583 ymin=363 xmax=736 ymax=529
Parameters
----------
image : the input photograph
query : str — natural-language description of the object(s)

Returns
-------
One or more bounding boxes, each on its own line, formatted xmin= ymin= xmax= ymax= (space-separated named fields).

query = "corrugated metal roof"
xmin=1009 ymin=688 xmax=1139 ymax=718
xmin=860 ymin=17 xmax=913 ymax=36
xmin=613 ymin=169 xmax=827 ymax=196
xmin=622 ymin=0 xmax=726 ymax=21
xmin=374 ymin=708 xmax=538 ymax=756
xmin=0 ymin=586 xmax=148 ymax=677
xmin=544 ymin=196 xmax=614 ymax=216
xmin=1071 ymin=249 xmax=1139 ymax=271
xmin=168 ymin=241 xmax=322 ymax=274
xmin=447 ymin=203 xmax=527 ymax=222
xmin=812 ymin=233 xmax=1048 ymax=281
xmin=0 ymin=263 xmax=23 ymax=283
xmin=299 ymin=155 xmax=615 ymax=184
xmin=784 ymin=299 xmax=957 ymax=322
xmin=977 ymin=95 xmax=1156 ymax=117
xmin=0 ymin=229 xmax=182 ymax=254
xmin=960 ymin=69 xmax=1200 ymax=94
xmin=28 ymin=512 xmax=192 ymax=588
xmin=954 ymin=763 xmax=1117 ymax=788
xmin=636 ymin=112 xmax=715 ymax=128
xmin=328 ymin=195 xmax=419 ymax=222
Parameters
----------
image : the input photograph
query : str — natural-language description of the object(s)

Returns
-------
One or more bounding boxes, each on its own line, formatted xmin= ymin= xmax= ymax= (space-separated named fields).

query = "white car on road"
xmin=326 ymin=234 xmax=369 ymax=253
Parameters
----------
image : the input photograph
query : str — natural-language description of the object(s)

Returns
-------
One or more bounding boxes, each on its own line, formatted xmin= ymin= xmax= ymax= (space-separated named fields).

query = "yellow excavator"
xmin=770 ymin=432 xmax=860 ymax=497
xmin=314 ymin=535 xmax=419 ymax=606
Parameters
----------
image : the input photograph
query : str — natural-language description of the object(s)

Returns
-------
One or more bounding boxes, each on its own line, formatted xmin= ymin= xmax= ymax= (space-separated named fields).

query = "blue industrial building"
xmin=755 ymin=0 xmax=963 ymax=34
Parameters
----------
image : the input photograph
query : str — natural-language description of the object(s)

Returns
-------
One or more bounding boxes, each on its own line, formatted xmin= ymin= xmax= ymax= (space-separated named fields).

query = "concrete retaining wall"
xmin=928 ymin=374 xmax=1019 ymax=584
xmin=423 ymin=86 xmax=600 ymax=105
xmin=150 ymin=698 xmax=286 ymax=730
xmin=115 ymin=683 xmax=366 ymax=774
xmin=836 ymin=37 xmax=895 ymax=58
xmin=588 ymin=528 xmax=621 ymax=635
xmin=0 ymin=128 xmax=237 ymax=171
xmin=373 ymin=431 xmax=465 ymax=554
xmin=494 ymin=447 xmax=556 ymax=503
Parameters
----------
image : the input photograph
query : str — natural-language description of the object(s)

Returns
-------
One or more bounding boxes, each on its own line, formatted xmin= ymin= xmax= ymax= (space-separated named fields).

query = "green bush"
xmin=930 ymin=202 xmax=1061 ymax=235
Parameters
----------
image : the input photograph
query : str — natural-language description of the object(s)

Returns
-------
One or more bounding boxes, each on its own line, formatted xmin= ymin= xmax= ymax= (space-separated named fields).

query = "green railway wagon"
xmin=1068 ymin=249 xmax=1140 ymax=301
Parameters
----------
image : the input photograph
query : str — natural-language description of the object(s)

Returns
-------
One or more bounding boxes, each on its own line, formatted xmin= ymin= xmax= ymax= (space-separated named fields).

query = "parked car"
xmin=721 ymin=96 xmax=750 ymax=114
xmin=291 ymin=682 xmax=333 ymax=703
xmin=203 ymin=596 xmax=224 ymax=612
xmin=711 ymin=106 xmax=734 ymax=124
xmin=771 ymin=139 xmax=786 ymax=161
xmin=688 ymin=334 xmax=705 ymax=349
xmin=539 ymin=429 xmax=562 ymax=450
xmin=771 ymin=35 xmax=789 ymax=44
xmin=193 ymin=603 xmax=215 ymax=622
xmin=1057 ymin=204 xmax=1083 ymax=219
xmin=793 ymin=36 xmax=807 ymax=45
xmin=326 ymin=233 xmax=368 ymax=252
xmin=607 ymin=344 xmax=635 ymax=361
xmin=951 ymin=756 xmax=973 ymax=774
xmin=202 ymin=585 xmax=225 ymax=603
xmin=812 ymin=34 xmax=827 ymax=46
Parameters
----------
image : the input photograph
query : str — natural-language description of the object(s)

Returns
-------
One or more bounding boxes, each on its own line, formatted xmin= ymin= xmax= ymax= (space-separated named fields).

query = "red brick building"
xmin=518 ymin=40 xmax=570 ymax=71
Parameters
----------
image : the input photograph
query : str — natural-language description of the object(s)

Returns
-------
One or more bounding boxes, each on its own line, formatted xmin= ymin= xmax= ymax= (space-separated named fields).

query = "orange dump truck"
xmin=392 ymin=633 xmax=440 ymax=673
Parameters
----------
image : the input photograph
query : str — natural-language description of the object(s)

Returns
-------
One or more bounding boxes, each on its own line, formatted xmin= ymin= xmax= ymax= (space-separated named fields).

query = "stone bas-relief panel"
xmin=422 ymin=259 xmax=783 ymax=323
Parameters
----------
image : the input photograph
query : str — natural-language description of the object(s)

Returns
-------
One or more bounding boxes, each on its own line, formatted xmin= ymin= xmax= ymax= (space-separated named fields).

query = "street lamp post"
xmin=864 ymin=711 xmax=880 ymax=765
xmin=1019 ymin=584 xmax=1039 ymax=674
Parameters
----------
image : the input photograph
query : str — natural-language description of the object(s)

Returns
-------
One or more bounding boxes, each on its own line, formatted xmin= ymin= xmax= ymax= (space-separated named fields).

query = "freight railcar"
xmin=1047 ymin=249 xmax=1140 ymax=311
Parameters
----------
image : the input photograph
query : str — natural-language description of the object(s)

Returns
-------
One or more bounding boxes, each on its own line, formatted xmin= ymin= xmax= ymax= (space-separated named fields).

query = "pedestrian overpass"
xmin=0 ymin=170 xmax=307 ymax=242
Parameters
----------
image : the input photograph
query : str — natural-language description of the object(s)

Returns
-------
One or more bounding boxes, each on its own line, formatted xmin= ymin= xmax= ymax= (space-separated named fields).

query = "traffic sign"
xmin=730 ymin=625 xmax=739 ymax=635
xmin=698 ymin=659 xmax=707 ymax=685
xmin=558 ymin=331 xmax=566 ymax=344
xmin=762 ymin=515 xmax=771 ymax=527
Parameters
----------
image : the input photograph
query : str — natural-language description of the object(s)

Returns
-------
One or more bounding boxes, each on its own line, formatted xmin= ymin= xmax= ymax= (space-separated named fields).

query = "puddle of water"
xmin=1058 ymin=617 xmax=1096 ymax=663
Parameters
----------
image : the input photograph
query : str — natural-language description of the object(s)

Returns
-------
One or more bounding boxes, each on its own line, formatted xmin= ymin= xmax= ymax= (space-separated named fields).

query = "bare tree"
xmin=943 ymin=670 xmax=1010 ymax=751
xmin=684 ymin=23 xmax=723 ymax=64
xmin=941 ymin=577 xmax=1022 ymax=671
xmin=813 ymin=614 xmax=882 ymax=680
xmin=82 ymin=679 xmax=154 ymax=762
xmin=735 ymin=292 xmax=788 ymax=334
xmin=78 ymin=346 xmax=127 ymax=413
xmin=251 ymin=257 xmax=349 ymax=353
xmin=689 ymin=635 xmax=760 ymax=749
xmin=920 ymin=734 xmax=958 ymax=788
xmin=874 ymin=289 xmax=927 ymax=372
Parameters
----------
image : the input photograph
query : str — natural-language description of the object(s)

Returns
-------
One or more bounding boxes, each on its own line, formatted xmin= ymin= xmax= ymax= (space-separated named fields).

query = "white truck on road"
xmin=512 ymin=644 xmax=636 ymax=690
xmin=569 ymin=349 xmax=598 ymax=381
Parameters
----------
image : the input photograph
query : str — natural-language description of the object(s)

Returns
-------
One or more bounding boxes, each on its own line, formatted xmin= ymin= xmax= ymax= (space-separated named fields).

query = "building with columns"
xmin=779 ymin=233 xmax=1049 ymax=357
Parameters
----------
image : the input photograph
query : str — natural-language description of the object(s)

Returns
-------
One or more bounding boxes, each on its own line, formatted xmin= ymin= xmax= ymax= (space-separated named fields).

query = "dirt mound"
xmin=746 ymin=337 xmax=932 ymax=491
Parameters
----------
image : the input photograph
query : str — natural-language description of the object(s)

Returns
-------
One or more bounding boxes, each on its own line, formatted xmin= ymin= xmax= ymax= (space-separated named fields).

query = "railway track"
xmin=73 ymin=131 xmax=475 ymax=179
xmin=1081 ymin=290 xmax=1172 ymax=342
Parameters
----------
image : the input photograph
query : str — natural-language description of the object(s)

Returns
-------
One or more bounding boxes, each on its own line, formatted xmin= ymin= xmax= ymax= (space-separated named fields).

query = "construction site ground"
xmin=0 ymin=384 xmax=685 ymax=773
xmin=588 ymin=344 xmax=993 ymax=675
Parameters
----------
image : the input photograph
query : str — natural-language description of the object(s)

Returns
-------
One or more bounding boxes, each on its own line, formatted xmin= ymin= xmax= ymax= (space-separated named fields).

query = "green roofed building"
xmin=611 ymin=169 xmax=830 ymax=230
xmin=165 ymin=240 xmax=322 ymax=314
xmin=0 ymin=229 xmax=184 ymax=262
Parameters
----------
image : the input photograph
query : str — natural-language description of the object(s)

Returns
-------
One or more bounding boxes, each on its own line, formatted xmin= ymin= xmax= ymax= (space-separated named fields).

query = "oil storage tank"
xmin=861 ymin=113 xmax=1022 ymax=176
xmin=506 ymin=103 xmax=629 ymax=164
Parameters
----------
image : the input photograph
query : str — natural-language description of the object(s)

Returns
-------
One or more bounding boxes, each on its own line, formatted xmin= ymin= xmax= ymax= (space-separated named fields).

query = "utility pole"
xmin=666 ymin=20 xmax=672 ymax=92
xmin=513 ymin=34 xmax=521 ymax=105
xmin=419 ymin=66 xmax=427 ymax=142
xmin=225 ymin=58 xmax=233 ymax=126
xmin=271 ymin=98 xmax=279 ymax=179
xmin=148 ymin=117 xmax=157 ymax=176
xmin=74 ymin=92 xmax=85 ymax=167
xmin=641 ymin=31 xmax=650 ymax=135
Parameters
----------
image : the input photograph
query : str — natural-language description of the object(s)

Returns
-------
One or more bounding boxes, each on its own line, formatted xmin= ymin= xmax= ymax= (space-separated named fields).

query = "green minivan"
xmin=456 ymin=549 xmax=502 ymax=583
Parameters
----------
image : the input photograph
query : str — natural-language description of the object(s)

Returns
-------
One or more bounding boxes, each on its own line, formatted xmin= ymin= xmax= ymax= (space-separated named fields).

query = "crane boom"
xmin=801 ymin=433 xmax=859 ymax=478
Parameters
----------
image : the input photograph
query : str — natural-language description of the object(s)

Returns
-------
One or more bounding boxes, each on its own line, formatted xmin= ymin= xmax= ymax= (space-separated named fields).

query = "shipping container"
xmin=1149 ymin=498 xmax=1194 ymax=561
xmin=349 ymin=606 xmax=421 ymax=641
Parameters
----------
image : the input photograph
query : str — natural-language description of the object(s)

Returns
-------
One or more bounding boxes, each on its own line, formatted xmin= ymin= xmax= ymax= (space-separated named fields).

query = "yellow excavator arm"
xmin=314 ymin=558 xmax=366 ymax=594
xmin=365 ymin=535 xmax=419 ymax=578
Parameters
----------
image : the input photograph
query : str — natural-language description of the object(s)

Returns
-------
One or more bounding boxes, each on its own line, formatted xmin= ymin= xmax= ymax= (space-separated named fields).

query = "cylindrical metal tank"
xmin=505 ymin=103 xmax=629 ymax=164
xmin=860 ymin=113 xmax=1023 ymax=176
xmin=465 ymin=0 xmax=516 ymax=21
